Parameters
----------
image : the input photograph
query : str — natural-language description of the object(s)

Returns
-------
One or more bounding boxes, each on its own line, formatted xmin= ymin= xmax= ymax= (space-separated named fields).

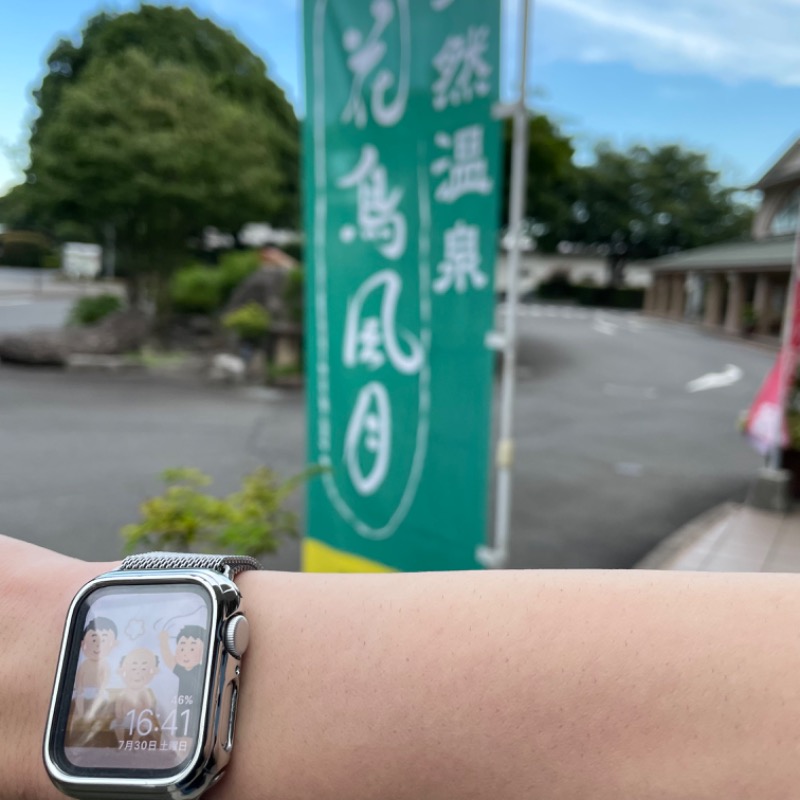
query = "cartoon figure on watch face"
xmin=160 ymin=625 xmax=206 ymax=742
xmin=73 ymin=617 xmax=118 ymax=718
xmin=113 ymin=647 xmax=163 ymax=745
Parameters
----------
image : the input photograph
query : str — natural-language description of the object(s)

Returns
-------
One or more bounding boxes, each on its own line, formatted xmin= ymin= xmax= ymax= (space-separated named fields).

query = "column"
xmin=724 ymin=272 xmax=745 ymax=335
xmin=655 ymin=274 xmax=670 ymax=315
xmin=703 ymin=273 xmax=724 ymax=328
xmin=669 ymin=273 xmax=685 ymax=319
xmin=644 ymin=278 xmax=656 ymax=313
xmin=753 ymin=273 xmax=771 ymax=335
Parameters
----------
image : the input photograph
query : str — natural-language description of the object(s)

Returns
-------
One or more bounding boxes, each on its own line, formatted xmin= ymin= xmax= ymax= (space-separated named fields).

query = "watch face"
xmin=52 ymin=582 xmax=212 ymax=778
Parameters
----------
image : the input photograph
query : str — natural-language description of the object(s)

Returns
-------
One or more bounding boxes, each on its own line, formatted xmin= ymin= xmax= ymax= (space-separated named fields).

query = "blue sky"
xmin=2 ymin=0 xmax=799 ymax=195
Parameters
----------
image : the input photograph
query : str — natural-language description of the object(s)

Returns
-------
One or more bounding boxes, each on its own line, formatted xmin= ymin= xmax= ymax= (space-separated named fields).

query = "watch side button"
xmin=223 ymin=614 xmax=250 ymax=659
xmin=224 ymin=680 xmax=239 ymax=753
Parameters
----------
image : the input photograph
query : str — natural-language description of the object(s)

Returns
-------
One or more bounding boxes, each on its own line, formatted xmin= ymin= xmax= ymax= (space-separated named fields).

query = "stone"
xmin=227 ymin=267 xmax=290 ymax=324
xmin=0 ymin=309 xmax=151 ymax=366
xmin=0 ymin=332 xmax=68 ymax=366
xmin=66 ymin=309 xmax=150 ymax=355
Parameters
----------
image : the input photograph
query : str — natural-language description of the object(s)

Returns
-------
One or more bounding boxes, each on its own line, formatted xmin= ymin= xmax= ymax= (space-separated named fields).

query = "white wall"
xmin=494 ymin=253 xmax=652 ymax=294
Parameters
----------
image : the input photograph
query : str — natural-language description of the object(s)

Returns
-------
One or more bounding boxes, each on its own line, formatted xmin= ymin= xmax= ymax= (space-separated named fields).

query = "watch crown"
xmin=223 ymin=614 xmax=250 ymax=659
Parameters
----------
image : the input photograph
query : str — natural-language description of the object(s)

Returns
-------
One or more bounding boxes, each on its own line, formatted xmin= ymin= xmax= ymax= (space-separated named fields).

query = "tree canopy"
xmin=564 ymin=143 xmax=753 ymax=263
xmin=1 ymin=4 xmax=299 ymax=295
xmin=501 ymin=114 xmax=579 ymax=253
xmin=33 ymin=49 xmax=285 ymax=260
xmin=32 ymin=5 xmax=297 ymax=152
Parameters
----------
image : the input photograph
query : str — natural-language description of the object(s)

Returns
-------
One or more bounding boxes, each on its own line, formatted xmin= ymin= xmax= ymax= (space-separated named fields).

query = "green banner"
xmin=303 ymin=0 xmax=502 ymax=572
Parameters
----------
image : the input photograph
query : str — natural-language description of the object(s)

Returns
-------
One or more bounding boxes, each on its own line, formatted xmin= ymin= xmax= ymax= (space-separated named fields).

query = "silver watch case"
xmin=44 ymin=567 xmax=246 ymax=800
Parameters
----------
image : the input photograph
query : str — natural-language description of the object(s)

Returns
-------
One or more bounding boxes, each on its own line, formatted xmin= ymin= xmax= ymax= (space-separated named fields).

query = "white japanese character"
xmin=341 ymin=0 xmax=410 ymax=128
xmin=432 ymin=26 xmax=492 ymax=111
xmin=338 ymin=145 xmax=407 ymax=261
xmin=431 ymin=125 xmax=493 ymax=203
xmin=344 ymin=382 xmax=391 ymax=496
xmin=356 ymin=318 xmax=385 ymax=369
xmin=343 ymin=270 xmax=423 ymax=375
xmin=433 ymin=221 xmax=488 ymax=294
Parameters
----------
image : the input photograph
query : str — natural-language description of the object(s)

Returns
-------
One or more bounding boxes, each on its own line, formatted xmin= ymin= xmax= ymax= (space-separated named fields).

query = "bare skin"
xmin=6 ymin=533 xmax=800 ymax=800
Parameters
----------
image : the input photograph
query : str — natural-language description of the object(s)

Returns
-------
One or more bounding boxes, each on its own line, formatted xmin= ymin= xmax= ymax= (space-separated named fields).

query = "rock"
xmin=0 ymin=309 xmax=151 ymax=366
xmin=227 ymin=267 xmax=290 ymax=324
xmin=0 ymin=332 xmax=68 ymax=366
xmin=66 ymin=309 xmax=150 ymax=355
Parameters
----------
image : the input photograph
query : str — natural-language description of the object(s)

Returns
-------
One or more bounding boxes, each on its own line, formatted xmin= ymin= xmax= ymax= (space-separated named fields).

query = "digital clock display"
xmin=58 ymin=583 xmax=211 ymax=773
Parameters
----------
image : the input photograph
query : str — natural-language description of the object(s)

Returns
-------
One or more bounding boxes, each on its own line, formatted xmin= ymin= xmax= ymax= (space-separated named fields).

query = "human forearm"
xmin=230 ymin=569 xmax=800 ymax=800
xmin=0 ymin=536 xmax=113 ymax=800
xmin=5 ymin=534 xmax=800 ymax=800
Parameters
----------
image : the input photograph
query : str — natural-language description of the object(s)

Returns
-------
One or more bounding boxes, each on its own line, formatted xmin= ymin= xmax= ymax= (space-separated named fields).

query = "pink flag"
xmin=746 ymin=349 xmax=795 ymax=455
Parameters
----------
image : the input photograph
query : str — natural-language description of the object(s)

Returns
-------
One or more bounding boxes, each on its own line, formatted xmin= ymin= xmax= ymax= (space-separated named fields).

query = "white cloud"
xmin=533 ymin=0 xmax=800 ymax=86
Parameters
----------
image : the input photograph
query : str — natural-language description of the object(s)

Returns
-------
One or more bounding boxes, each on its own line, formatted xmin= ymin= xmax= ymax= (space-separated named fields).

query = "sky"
xmin=1 ymin=0 xmax=799 ymax=196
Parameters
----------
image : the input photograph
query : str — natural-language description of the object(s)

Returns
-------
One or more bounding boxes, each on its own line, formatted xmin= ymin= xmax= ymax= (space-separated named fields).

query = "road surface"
xmin=0 ymin=303 xmax=771 ymax=570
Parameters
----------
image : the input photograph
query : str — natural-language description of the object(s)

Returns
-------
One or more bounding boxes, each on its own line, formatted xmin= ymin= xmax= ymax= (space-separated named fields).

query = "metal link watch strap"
xmin=118 ymin=552 xmax=261 ymax=578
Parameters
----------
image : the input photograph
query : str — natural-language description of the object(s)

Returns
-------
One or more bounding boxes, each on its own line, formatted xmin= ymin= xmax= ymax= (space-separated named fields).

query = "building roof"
xmin=751 ymin=137 xmax=800 ymax=191
xmin=648 ymin=235 xmax=796 ymax=273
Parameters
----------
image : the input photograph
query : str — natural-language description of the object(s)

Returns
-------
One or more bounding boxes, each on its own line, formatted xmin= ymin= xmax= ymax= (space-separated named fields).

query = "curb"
xmin=634 ymin=502 xmax=740 ymax=570
xmin=67 ymin=354 xmax=145 ymax=371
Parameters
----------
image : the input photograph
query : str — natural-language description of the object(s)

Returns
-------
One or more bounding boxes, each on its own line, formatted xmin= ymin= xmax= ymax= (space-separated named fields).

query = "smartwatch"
xmin=44 ymin=552 xmax=260 ymax=799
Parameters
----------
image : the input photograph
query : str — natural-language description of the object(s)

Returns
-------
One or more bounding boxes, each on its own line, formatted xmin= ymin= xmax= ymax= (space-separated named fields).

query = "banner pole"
xmin=478 ymin=0 xmax=532 ymax=569
xmin=769 ymin=204 xmax=800 ymax=470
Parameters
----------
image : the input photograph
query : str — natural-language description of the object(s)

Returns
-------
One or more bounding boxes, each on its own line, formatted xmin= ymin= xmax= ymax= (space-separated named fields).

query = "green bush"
xmin=41 ymin=252 xmax=61 ymax=270
xmin=0 ymin=230 xmax=54 ymax=268
xmin=170 ymin=266 xmax=223 ymax=314
xmin=218 ymin=249 xmax=260 ymax=302
xmin=612 ymin=288 xmax=645 ymax=309
xmin=537 ymin=271 xmax=574 ymax=300
xmin=222 ymin=302 xmax=270 ymax=342
xmin=121 ymin=466 xmax=320 ymax=557
xmin=573 ymin=286 xmax=645 ymax=309
xmin=68 ymin=293 xmax=123 ymax=326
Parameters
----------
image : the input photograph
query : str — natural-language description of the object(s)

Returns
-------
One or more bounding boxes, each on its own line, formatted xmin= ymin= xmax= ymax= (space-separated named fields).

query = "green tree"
xmin=22 ymin=47 xmax=287 ymax=304
xmin=2 ymin=5 xmax=299 ymax=302
xmin=501 ymin=113 xmax=579 ymax=252
xmin=30 ymin=4 xmax=298 ymax=226
xmin=566 ymin=144 xmax=754 ymax=285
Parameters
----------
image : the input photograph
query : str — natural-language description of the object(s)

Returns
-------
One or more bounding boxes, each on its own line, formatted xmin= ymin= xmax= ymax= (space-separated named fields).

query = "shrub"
xmin=611 ymin=288 xmax=645 ymax=309
xmin=121 ymin=466 xmax=319 ymax=558
xmin=537 ymin=271 xmax=574 ymax=300
xmin=218 ymin=249 xmax=260 ymax=302
xmin=170 ymin=266 xmax=223 ymax=314
xmin=222 ymin=302 xmax=270 ymax=342
xmin=68 ymin=293 xmax=123 ymax=326
xmin=573 ymin=286 xmax=645 ymax=309
xmin=0 ymin=230 xmax=54 ymax=268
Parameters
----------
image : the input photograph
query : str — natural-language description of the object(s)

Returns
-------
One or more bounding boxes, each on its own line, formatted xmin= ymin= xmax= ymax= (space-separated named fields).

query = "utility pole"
xmin=478 ymin=0 xmax=532 ymax=569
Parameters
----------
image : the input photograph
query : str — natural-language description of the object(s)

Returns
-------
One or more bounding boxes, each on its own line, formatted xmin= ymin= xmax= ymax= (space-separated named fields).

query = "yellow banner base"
xmin=302 ymin=538 xmax=396 ymax=573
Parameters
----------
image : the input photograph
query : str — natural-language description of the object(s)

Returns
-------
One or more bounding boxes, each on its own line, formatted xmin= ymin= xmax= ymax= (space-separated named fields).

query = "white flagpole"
xmin=769 ymin=204 xmax=800 ymax=470
xmin=477 ymin=0 xmax=532 ymax=569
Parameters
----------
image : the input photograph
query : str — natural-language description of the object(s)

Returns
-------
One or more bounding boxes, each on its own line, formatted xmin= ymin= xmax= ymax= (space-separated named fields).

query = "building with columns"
xmin=644 ymin=138 xmax=800 ymax=338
